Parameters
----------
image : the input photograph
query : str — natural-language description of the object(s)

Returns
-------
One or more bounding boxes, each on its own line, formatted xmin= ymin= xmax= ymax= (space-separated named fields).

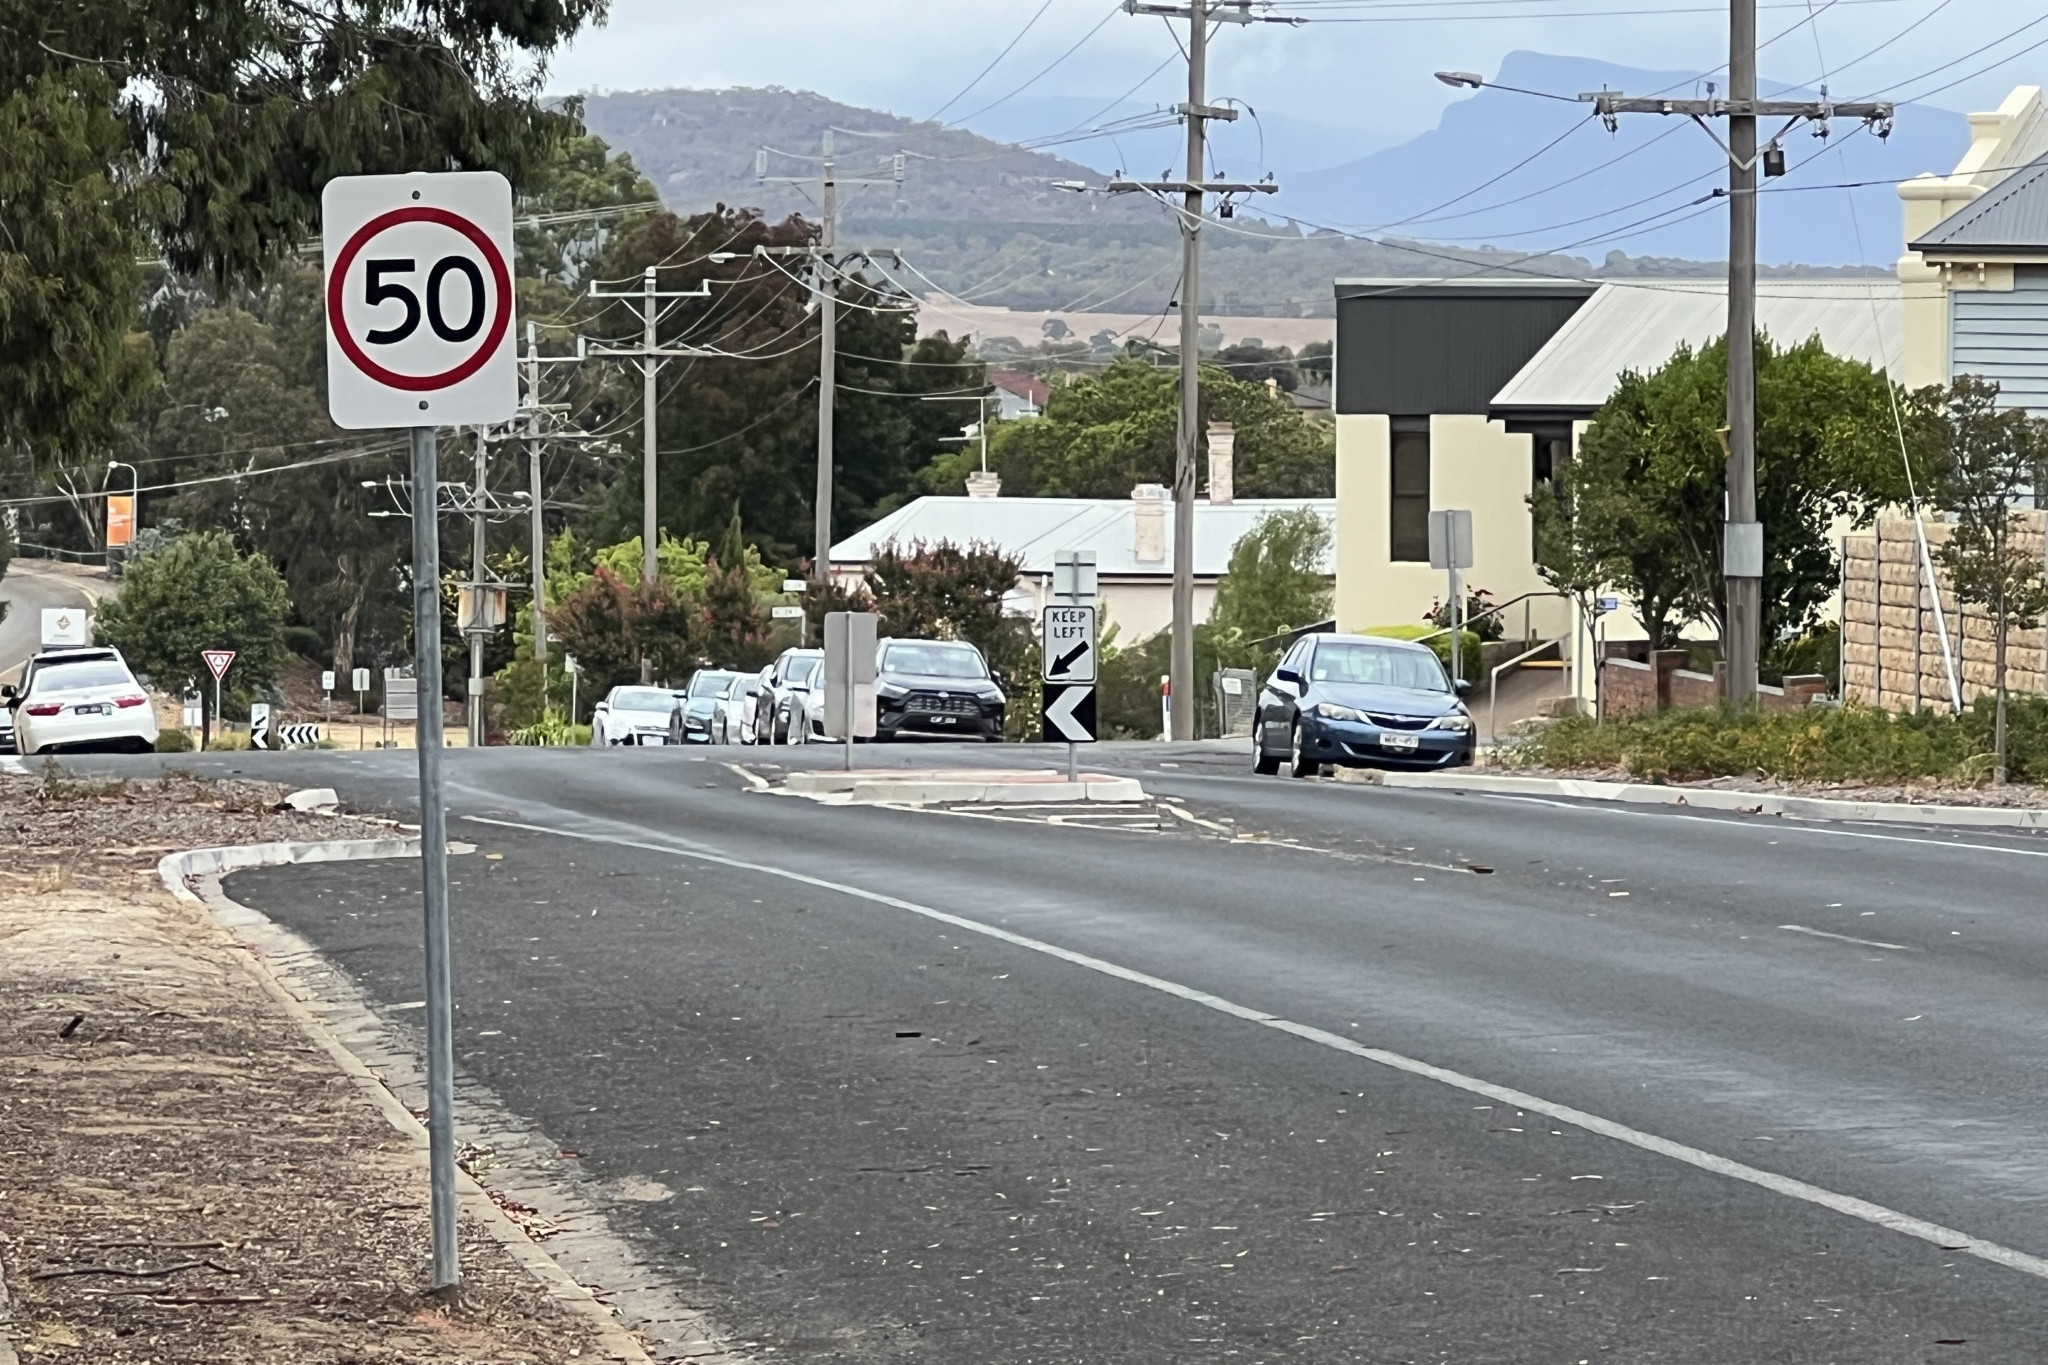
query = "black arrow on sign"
xmin=1052 ymin=641 xmax=1090 ymax=676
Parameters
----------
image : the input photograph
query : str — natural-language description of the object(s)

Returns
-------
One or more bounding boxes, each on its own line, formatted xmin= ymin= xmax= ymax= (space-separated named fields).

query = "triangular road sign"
xmin=202 ymin=649 xmax=236 ymax=682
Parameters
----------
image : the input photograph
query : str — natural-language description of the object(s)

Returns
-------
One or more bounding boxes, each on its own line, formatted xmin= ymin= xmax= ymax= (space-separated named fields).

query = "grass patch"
xmin=1508 ymin=705 xmax=1981 ymax=784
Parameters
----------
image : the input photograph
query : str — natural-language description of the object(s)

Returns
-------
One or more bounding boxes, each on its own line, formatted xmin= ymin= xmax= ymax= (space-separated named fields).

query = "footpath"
xmin=0 ymin=768 xmax=636 ymax=1364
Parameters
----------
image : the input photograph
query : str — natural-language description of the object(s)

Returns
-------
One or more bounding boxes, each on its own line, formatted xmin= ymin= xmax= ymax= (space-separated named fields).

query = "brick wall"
xmin=1842 ymin=513 xmax=2047 ymax=714
xmin=1599 ymin=658 xmax=1829 ymax=716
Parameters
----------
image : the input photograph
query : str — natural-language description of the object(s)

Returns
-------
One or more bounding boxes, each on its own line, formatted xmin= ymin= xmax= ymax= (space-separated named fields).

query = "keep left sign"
xmin=323 ymin=172 xmax=517 ymax=429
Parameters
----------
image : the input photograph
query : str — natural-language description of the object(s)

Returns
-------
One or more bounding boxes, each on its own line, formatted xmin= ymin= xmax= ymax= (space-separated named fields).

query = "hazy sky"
xmin=544 ymin=0 xmax=2044 ymax=147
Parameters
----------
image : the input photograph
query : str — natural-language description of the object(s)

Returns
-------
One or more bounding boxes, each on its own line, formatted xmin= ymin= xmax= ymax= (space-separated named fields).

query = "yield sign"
xmin=1042 ymin=683 xmax=1096 ymax=743
xmin=202 ymin=649 xmax=235 ymax=682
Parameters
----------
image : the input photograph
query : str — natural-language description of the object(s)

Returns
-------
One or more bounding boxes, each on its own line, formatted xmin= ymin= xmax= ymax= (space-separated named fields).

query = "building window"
xmin=1390 ymin=419 xmax=1430 ymax=562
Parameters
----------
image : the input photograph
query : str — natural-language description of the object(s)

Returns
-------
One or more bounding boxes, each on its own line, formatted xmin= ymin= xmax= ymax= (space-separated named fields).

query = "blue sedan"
xmin=1252 ymin=633 xmax=1476 ymax=777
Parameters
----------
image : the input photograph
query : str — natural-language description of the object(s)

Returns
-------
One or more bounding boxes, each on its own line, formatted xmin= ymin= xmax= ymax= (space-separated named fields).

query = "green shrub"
xmin=508 ymin=711 xmax=576 ymax=746
xmin=205 ymin=730 xmax=252 ymax=752
xmin=155 ymin=729 xmax=195 ymax=753
xmin=1508 ymin=705 xmax=1973 ymax=783
xmin=1959 ymin=693 xmax=2048 ymax=782
xmin=1362 ymin=624 xmax=1483 ymax=684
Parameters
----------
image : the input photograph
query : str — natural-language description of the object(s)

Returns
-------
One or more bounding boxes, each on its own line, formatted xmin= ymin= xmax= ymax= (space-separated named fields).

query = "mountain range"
xmin=573 ymin=53 xmax=1976 ymax=316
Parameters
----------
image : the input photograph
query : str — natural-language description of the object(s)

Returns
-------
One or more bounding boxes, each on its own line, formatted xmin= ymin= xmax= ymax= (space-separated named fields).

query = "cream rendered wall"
xmin=1334 ymin=411 xmax=1572 ymax=639
xmin=1897 ymin=86 xmax=2048 ymax=388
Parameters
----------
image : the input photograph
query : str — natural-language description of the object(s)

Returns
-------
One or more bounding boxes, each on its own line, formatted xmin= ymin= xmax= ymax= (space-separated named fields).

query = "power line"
xmin=925 ymin=0 xmax=1059 ymax=123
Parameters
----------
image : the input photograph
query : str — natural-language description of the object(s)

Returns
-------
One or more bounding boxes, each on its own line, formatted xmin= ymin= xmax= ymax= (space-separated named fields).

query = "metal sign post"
xmin=1050 ymin=552 xmax=1099 ymax=775
xmin=201 ymin=649 xmax=235 ymax=751
xmin=324 ymin=169 xmax=517 ymax=1291
xmin=1428 ymin=509 xmax=1475 ymax=684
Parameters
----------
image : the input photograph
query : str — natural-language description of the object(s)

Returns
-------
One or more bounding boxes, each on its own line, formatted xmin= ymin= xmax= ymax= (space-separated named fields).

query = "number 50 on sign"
xmin=322 ymin=172 xmax=517 ymax=429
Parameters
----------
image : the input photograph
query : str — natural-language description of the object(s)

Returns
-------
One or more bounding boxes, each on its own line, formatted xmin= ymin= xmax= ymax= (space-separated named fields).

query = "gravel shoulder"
xmin=0 ymin=769 xmax=617 ymax=1364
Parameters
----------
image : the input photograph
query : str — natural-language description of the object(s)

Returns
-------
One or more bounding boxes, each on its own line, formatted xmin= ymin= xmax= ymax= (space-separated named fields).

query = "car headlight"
xmin=1312 ymin=702 xmax=1367 ymax=722
xmin=1429 ymin=713 xmax=1474 ymax=733
xmin=877 ymin=681 xmax=908 ymax=700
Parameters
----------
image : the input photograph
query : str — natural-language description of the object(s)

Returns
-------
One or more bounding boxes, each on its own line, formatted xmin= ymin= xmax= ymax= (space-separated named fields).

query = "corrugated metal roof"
xmin=1488 ymin=280 xmax=1903 ymax=415
xmin=830 ymin=496 xmax=1336 ymax=578
xmin=1911 ymin=150 xmax=2048 ymax=254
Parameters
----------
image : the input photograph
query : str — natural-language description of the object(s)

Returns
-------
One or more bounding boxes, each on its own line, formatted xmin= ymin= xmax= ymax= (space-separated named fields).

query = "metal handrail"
xmin=1489 ymin=636 xmax=1566 ymax=749
xmin=1413 ymin=588 xmax=1570 ymax=646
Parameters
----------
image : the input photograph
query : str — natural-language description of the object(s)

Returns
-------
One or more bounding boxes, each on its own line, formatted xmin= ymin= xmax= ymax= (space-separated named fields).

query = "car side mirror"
xmin=990 ymin=670 xmax=1006 ymax=689
xmin=1453 ymin=678 xmax=1473 ymax=698
xmin=1275 ymin=666 xmax=1303 ymax=687
xmin=0 ymin=684 xmax=15 ymax=703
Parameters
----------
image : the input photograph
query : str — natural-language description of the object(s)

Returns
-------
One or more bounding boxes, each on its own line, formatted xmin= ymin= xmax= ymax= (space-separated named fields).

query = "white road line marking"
xmin=723 ymin=762 xmax=769 ymax=791
xmin=1778 ymin=924 xmax=1913 ymax=952
xmin=464 ymin=811 xmax=2048 ymax=1284
xmin=1473 ymin=792 xmax=2048 ymax=859
xmin=0 ymin=756 xmax=27 ymax=776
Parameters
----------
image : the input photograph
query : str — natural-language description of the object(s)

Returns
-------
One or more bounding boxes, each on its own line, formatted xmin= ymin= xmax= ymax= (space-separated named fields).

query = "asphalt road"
xmin=0 ymin=562 xmax=100 ymax=681
xmin=51 ymin=741 xmax=2048 ymax=1361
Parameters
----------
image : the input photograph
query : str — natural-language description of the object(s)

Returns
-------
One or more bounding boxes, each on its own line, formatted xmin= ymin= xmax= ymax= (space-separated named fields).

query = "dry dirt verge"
xmin=0 ymin=768 xmax=651 ymax=1364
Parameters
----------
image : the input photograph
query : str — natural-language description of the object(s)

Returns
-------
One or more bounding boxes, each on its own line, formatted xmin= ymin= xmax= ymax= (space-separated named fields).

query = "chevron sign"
xmin=276 ymin=724 xmax=324 ymax=748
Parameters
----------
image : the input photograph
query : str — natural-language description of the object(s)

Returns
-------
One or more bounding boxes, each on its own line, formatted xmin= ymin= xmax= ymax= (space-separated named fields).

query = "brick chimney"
xmin=1132 ymin=483 xmax=1168 ymax=563
xmin=1206 ymin=421 xmax=1235 ymax=506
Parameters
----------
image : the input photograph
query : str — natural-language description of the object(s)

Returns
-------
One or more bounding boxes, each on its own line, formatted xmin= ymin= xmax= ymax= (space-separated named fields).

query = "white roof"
xmin=1490 ymin=279 xmax=1904 ymax=414
xmin=831 ymin=496 xmax=1336 ymax=578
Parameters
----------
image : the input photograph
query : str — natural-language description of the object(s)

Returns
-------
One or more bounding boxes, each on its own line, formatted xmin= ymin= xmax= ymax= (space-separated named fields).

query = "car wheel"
xmin=1289 ymin=722 xmax=1318 ymax=779
xmin=1252 ymin=713 xmax=1281 ymax=775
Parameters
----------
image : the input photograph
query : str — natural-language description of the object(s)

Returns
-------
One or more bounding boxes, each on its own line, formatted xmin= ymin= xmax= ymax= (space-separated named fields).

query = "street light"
xmin=1431 ymin=69 xmax=1578 ymax=102
xmin=1434 ymin=70 xmax=1484 ymax=88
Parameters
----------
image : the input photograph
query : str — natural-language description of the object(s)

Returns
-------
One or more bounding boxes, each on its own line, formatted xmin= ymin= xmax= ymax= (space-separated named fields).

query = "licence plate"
xmin=929 ymin=715 xmax=957 ymax=725
xmin=72 ymin=703 xmax=110 ymax=716
xmin=1380 ymin=731 xmax=1420 ymax=751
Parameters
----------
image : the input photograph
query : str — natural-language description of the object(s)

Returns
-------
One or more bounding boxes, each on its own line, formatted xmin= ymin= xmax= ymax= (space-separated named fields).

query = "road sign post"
xmin=201 ymin=649 xmax=235 ymax=751
xmin=1042 ymin=604 xmax=1098 ymax=775
xmin=1428 ymin=509 xmax=1475 ymax=684
xmin=325 ymin=170 xmax=517 ymax=1290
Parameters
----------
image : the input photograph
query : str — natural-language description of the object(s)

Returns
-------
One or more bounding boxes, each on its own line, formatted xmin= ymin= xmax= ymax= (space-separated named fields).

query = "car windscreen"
xmin=881 ymin=643 xmax=986 ymax=679
xmin=28 ymin=662 xmax=135 ymax=694
xmin=1308 ymin=642 xmax=1448 ymax=692
xmin=726 ymin=677 xmax=760 ymax=697
xmin=789 ymin=659 xmax=822 ymax=686
xmin=610 ymin=687 xmax=675 ymax=711
xmin=688 ymin=672 xmax=735 ymax=698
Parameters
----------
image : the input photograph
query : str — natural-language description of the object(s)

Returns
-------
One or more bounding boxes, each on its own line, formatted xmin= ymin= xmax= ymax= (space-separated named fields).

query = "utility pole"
xmin=1572 ymin=40 xmax=1891 ymax=707
xmin=586 ymin=270 xmax=711 ymax=681
xmin=1110 ymin=0 xmax=1292 ymax=739
xmin=757 ymin=133 xmax=906 ymax=581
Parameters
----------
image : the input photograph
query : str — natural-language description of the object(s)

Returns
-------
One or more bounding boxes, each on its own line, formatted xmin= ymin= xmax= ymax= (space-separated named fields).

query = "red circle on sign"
xmin=326 ymin=206 xmax=513 ymax=392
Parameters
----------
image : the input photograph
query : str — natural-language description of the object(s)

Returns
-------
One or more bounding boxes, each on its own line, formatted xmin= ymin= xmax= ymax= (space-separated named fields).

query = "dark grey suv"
xmin=874 ymin=638 xmax=1006 ymax=741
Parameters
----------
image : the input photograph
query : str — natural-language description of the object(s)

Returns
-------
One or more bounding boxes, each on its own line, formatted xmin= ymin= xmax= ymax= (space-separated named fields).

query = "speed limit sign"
xmin=321 ymin=172 xmax=517 ymax=429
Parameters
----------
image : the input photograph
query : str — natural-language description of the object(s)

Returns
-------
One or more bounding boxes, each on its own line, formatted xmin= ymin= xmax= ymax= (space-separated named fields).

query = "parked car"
xmin=1252 ymin=633 xmax=1474 ymax=777
xmin=756 ymin=648 xmax=824 ymax=744
xmin=873 ymin=638 xmax=1006 ymax=742
xmin=714 ymin=672 xmax=764 ymax=745
xmin=589 ymin=685 xmax=686 ymax=746
xmin=5 ymin=647 xmax=159 ymax=756
xmin=673 ymin=669 xmax=740 ymax=744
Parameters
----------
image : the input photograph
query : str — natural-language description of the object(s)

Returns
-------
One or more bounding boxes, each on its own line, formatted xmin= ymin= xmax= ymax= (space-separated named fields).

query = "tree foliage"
xmin=1911 ymin=375 xmax=2048 ymax=781
xmin=95 ymin=529 xmax=291 ymax=709
xmin=1 ymin=0 xmax=601 ymax=466
xmin=925 ymin=358 xmax=1334 ymax=500
xmin=1535 ymin=331 xmax=1901 ymax=650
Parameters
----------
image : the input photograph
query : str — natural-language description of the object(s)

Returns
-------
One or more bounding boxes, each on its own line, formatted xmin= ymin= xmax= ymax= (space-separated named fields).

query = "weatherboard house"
xmin=1330 ymin=83 xmax=2048 ymax=714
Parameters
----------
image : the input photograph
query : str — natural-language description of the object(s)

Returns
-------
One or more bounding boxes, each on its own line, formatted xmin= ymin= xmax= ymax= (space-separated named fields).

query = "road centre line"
xmin=1779 ymin=924 xmax=1913 ymax=951
xmin=464 ymin=811 xmax=2048 ymax=1285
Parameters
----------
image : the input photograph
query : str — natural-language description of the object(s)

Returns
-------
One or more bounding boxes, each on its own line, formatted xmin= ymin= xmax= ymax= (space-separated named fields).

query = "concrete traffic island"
xmin=783 ymin=767 xmax=1146 ymax=806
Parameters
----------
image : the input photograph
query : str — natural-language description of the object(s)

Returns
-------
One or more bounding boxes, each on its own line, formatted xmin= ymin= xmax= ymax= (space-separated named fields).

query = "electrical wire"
xmin=953 ymin=2 xmax=1126 ymax=126
xmin=924 ymin=0 xmax=1059 ymax=123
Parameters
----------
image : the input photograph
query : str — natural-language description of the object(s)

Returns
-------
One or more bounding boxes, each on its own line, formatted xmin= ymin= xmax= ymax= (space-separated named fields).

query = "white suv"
xmin=5 ymin=647 xmax=159 ymax=755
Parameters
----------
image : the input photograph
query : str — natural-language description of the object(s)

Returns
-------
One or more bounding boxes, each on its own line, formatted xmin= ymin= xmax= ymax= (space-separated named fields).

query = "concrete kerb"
xmin=783 ymin=768 xmax=1147 ymax=806
xmin=1335 ymin=767 xmax=2048 ymax=829
xmin=155 ymin=835 xmax=742 ymax=1364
